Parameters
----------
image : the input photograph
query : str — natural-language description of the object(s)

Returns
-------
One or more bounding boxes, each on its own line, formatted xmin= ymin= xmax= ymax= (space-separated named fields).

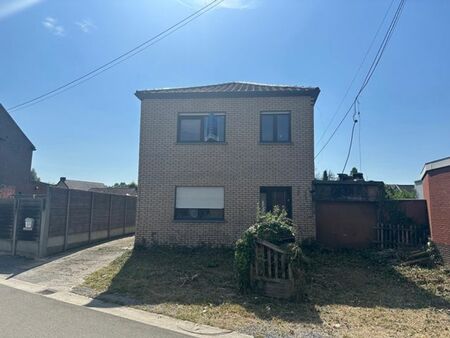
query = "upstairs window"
xmin=175 ymin=187 xmax=224 ymax=221
xmin=178 ymin=113 xmax=225 ymax=143
xmin=260 ymin=112 xmax=291 ymax=143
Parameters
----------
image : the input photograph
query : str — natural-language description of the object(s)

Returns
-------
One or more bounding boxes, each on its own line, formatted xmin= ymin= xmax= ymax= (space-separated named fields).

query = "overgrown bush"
xmin=235 ymin=206 xmax=309 ymax=292
xmin=427 ymin=240 xmax=444 ymax=266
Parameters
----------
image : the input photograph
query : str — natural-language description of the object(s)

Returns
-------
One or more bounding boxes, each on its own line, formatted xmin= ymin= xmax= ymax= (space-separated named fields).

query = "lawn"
xmin=80 ymin=246 xmax=450 ymax=337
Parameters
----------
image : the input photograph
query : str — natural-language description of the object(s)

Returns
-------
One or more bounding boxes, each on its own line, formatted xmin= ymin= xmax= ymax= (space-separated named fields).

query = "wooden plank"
xmin=254 ymin=243 xmax=259 ymax=277
xmin=255 ymin=239 xmax=287 ymax=254
xmin=267 ymin=248 xmax=272 ymax=278
xmin=274 ymin=252 xmax=278 ymax=279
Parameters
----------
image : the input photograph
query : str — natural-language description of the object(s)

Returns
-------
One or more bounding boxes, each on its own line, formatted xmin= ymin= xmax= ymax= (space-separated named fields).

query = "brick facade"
xmin=136 ymin=88 xmax=318 ymax=247
xmin=422 ymin=164 xmax=450 ymax=266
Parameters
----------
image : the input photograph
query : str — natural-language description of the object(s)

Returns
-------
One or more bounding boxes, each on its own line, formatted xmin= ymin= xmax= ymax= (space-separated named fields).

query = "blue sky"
xmin=1 ymin=0 xmax=449 ymax=185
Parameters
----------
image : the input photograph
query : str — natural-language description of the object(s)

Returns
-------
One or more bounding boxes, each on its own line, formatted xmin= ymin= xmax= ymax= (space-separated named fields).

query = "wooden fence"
xmin=251 ymin=239 xmax=294 ymax=299
xmin=374 ymin=223 xmax=429 ymax=249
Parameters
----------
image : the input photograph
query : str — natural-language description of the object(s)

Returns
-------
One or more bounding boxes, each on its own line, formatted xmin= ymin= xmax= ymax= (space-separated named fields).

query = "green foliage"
xmin=350 ymin=167 xmax=359 ymax=176
xmin=112 ymin=181 xmax=138 ymax=189
xmin=385 ymin=185 xmax=416 ymax=200
xmin=30 ymin=168 xmax=40 ymax=182
xmin=427 ymin=240 xmax=444 ymax=266
xmin=235 ymin=206 xmax=308 ymax=292
xmin=318 ymin=169 xmax=336 ymax=181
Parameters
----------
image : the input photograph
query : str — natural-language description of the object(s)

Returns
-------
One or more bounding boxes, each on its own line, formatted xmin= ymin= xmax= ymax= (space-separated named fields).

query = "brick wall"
xmin=136 ymin=96 xmax=316 ymax=247
xmin=423 ymin=166 xmax=450 ymax=266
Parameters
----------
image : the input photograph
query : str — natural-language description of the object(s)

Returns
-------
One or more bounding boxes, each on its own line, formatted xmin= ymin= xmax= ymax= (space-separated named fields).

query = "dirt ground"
xmin=80 ymin=246 xmax=450 ymax=337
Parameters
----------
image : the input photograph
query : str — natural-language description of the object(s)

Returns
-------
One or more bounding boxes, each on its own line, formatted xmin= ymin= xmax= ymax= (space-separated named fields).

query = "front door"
xmin=260 ymin=187 xmax=292 ymax=218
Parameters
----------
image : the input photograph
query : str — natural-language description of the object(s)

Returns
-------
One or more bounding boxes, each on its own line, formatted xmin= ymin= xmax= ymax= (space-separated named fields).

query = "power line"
xmin=358 ymin=102 xmax=362 ymax=172
xmin=315 ymin=0 xmax=395 ymax=147
xmin=7 ymin=0 xmax=225 ymax=112
xmin=315 ymin=0 xmax=406 ymax=160
xmin=342 ymin=100 xmax=359 ymax=174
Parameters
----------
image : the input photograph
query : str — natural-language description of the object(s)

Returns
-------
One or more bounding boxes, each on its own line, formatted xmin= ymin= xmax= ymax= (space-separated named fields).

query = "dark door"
xmin=260 ymin=187 xmax=292 ymax=218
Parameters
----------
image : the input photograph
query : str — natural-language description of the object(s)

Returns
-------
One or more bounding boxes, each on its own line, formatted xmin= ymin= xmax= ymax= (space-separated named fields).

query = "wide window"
xmin=260 ymin=112 xmax=291 ymax=143
xmin=178 ymin=113 xmax=225 ymax=143
xmin=175 ymin=187 xmax=224 ymax=221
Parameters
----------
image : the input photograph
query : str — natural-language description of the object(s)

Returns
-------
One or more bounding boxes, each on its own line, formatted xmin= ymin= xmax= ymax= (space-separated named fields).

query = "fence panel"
xmin=374 ymin=223 xmax=429 ymax=249
xmin=91 ymin=192 xmax=110 ymax=232
xmin=125 ymin=197 xmax=137 ymax=230
xmin=16 ymin=198 xmax=43 ymax=241
xmin=0 ymin=199 xmax=14 ymax=240
xmin=110 ymin=195 xmax=125 ymax=229
xmin=68 ymin=190 xmax=91 ymax=234
xmin=48 ymin=188 xmax=69 ymax=237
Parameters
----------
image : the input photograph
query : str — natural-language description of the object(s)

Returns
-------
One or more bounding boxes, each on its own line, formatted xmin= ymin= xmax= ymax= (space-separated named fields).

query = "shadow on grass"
xmin=84 ymin=246 xmax=450 ymax=326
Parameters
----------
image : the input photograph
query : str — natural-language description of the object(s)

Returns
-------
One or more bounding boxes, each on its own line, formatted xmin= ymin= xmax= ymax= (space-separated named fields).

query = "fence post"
xmin=11 ymin=198 xmax=20 ymax=256
xmin=38 ymin=189 xmax=51 ymax=257
xmin=88 ymin=192 xmax=94 ymax=244
xmin=107 ymin=194 xmax=112 ymax=239
xmin=123 ymin=197 xmax=127 ymax=235
xmin=63 ymin=190 xmax=71 ymax=251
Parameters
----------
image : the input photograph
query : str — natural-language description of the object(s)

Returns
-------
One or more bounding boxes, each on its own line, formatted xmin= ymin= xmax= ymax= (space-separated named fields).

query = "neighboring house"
xmin=56 ymin=177 xmax=107 ymax=191
xmin=135 ymin=81 xmax=320 ymax=246
xmin=417 ymin=156 xmax=450 ymax=266
xmin=90 ymin=187 xmax=138 ymax=196
xmin=0 ymin=104 xmax=35 ymax=195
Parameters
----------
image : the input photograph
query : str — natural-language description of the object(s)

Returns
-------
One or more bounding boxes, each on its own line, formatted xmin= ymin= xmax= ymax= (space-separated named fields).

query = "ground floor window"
xmin=175 ymin=187 xmax=224 ymax=221
xmin=260 ymin=186 xmax=292 ymax=218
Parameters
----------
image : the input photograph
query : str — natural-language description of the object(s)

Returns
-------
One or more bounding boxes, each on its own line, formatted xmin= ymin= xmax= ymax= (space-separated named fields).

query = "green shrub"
xmin=235 ymin=206 xmax=309 ymax=292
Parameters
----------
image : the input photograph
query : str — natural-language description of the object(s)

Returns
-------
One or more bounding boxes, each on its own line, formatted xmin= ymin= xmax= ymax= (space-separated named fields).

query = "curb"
xmin=0 ymin=278 xmax=251 ymax=338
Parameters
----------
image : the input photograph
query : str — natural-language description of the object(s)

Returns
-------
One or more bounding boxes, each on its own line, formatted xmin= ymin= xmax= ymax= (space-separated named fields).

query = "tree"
xmin=385 ymin=185 xmax=416 ymax=200
xmin=30 ymin=168 xmax=40 ymax=182
xmin=350 ymin=167 xmax=359 ymax=176
xmin=112 ymin=182 xmax=138 ymax=189
xmin=322 ymin=170 xmax=329 ymax=181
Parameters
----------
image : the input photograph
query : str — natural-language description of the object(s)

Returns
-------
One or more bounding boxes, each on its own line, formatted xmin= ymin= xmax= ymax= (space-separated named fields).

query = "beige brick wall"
xmin=136 ymin=95 xmax=316 ymax=247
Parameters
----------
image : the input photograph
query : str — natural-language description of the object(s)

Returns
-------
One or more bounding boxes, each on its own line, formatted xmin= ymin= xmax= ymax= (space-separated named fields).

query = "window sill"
xmin=176 ymin=142 xmax=228 ymax=145
xmin=258 ymin=142 xmax=293 ymax=145
xmin=173 ymin=219 xmax=226 ymax=223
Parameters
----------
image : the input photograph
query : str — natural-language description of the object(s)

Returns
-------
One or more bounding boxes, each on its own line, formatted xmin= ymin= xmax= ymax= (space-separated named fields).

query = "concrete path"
xmin=3 ymin=236 xmax=133 ymax=291
xmin=0 ymin=283 xmax=186 ymax=338
xmin=0 ymin=237 xmax=249 ymax=338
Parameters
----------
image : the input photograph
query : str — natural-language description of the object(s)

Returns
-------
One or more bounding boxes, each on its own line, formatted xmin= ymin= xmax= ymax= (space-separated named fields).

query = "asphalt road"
xmin=0 ymin=284 xmax=187 ymax=338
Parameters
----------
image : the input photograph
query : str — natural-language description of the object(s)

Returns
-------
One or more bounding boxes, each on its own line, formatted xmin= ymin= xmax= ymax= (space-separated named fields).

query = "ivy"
xmin=235 ymin=206 xmax=309 ymax=292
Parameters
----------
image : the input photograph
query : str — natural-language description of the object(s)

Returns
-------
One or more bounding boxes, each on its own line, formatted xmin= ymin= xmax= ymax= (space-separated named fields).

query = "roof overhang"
xmin=419 ymin=156 xmax=450 ymax=180
xmin=135 ymin=87 xmax=320 ymax=103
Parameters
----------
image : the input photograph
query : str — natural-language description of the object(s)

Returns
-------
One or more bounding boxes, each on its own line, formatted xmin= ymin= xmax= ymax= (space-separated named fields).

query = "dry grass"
xmin=82 ymin=247 xmax=450 ymax=337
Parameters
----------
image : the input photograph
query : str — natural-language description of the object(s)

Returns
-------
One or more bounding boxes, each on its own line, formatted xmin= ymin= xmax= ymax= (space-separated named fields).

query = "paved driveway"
xmin=0 ymin=236 xmax=133 ymax=291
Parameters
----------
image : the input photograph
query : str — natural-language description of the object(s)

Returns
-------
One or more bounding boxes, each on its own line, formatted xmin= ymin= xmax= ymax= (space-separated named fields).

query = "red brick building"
xmin=418 ymin=157 xmax=450 ymax=266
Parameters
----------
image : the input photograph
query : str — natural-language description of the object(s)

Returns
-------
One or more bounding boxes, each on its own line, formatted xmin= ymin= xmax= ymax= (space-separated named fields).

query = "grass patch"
xmin=83 ymin=247 xmax=450 ymax=337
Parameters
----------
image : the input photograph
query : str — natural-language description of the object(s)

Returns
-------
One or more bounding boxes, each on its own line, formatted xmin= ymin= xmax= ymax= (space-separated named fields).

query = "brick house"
xmin=417 ymin=157 xmax=450 ymax=266
xmin=135 ymin=82 xmax=320 ymax=246
xmin=0 ymin=104 xmax=35 ymax=195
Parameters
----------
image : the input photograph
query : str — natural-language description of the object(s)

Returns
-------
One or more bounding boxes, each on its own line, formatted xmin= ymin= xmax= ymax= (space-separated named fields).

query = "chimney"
xmin=60 ymin=177 xmax=66 ymax=182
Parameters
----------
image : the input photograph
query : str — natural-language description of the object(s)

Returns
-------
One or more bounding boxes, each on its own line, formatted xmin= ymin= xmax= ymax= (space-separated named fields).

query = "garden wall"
xmin=0 ymin=186 xmax=136 ymax=257
xmin=313 ymin=181 xmax=429 ymax=249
